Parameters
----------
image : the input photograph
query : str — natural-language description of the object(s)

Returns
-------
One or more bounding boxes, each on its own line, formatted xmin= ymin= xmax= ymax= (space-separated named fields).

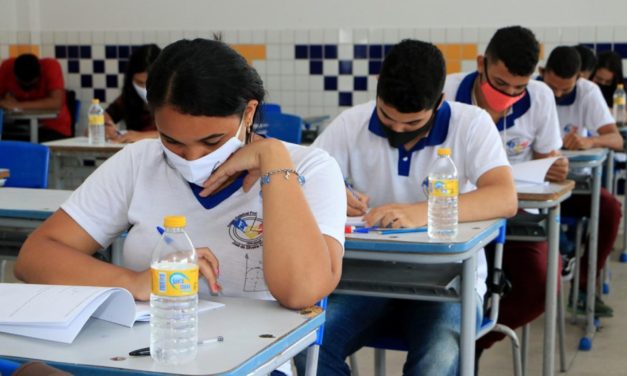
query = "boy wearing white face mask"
xmin=443 ymin=25 xmax=567 ymax=365
xmin=104 ymin=44 xmax=161 ymax=143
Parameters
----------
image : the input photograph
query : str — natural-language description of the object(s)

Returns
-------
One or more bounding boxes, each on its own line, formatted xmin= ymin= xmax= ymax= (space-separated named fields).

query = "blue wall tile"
xmin=93 ymin=60 xmax=104 ymax=73
xmin=81 ymin=74 xmax=92 ymax=88
xmin=295 ymin=45 xmax=308 ymax=59
xmin=105 ymin=45 xmax=117 ymax=59
xmin=384 ymin=44 xmax=394 ymax=57
xmin=310 ymin=45 xmax=323 ymax=59
xmin=94 ymin=89 xmax=106 ymax=102
xmin=369 ymin=45 xmax=383 ymax=59
xmin=354 ymin=76 xmax=368 ymax=91
xmin=324 ymin=76 xmax=338 ymax=91
xmin=80 ymin=46 xmax=91 ymax=59
xmin=596 ymin=43 xmax=612 ymax=52
xmin=324 ymin=45 xmax=338 ymax=59
xmin=310 ymin=60 xmax=323 ymax=75
xmin=68 ymin=45 xmax=79 ymax=59
xmin=118 ymin=60 xmax=128 ymax=73
xmin=339 ymin=60 xmax=353 ymax=75
xmin=119 ymin=46 xmax=130 ymax=59
xmin=354 ymin=45 xmax=368 ymax=59
xmin=614 ymin=43 xmax=627 ymax=58
xmin=339 ymin=92 xmax=353 ymax=106
xmin=106 ymin=74 xmax=118 ymax=88
xmin=369 ymin=60 xmax=382 ymax=75
xmin=55 ymin=45 xmax=66 ymax=59
xmin=68 ymin=60 xmax=80 ymax=73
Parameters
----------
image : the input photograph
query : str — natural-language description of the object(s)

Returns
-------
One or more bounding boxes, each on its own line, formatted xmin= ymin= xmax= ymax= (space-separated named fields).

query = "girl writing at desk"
xmin=15 ymin=39 xmax=345 ymax=312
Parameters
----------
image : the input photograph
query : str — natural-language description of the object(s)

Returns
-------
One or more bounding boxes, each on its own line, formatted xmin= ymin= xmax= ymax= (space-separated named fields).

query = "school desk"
xmin=4 ymin=109 xmax=58 ymax=144
xmin=42 ymin=136 xmax=125 ymax=189
xmin=0 ymin=296 xmax=324 ymax=375
xmin=338 ymin=219 xmax=506 ymax=376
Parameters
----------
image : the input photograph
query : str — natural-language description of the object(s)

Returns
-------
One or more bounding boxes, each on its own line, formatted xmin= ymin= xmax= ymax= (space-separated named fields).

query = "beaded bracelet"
xmin=260 ymin=168 xmax=306 ymax=187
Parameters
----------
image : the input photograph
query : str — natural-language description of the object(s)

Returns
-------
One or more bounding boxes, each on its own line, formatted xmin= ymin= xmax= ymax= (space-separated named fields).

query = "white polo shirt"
xmin=313 ymin=100 xmax=511 ymax=298
xmin=444 ymin=71 xmax=563 ymax=164
xmin=552 ymin=77 xmax=615 ymax=137
xmin=62 ymin=139 xmax=347 ymax=301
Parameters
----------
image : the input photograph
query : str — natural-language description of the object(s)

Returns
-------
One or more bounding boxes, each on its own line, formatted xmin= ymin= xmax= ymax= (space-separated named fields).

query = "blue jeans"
xmin=294 ymin=294 xmax=482 ymax=376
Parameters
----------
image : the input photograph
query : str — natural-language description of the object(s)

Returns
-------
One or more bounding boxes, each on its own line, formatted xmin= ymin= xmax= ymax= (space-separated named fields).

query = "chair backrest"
xmin=66 ymin=89 xmax=81 ymax=137
xmin=0 ymin=108 xmax=4 ymax=140
xmin=0 ymin=141 xmax=50 ymax=188
xmin=264 ymin=112 xmax=303 ymax=144
xmin=261 ymin=103 xmax=282 ymax=115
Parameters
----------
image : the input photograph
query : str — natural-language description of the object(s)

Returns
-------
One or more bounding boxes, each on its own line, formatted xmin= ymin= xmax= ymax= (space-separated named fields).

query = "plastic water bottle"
xmin=613 ymin=83 xmax=626 ymax=128
xmin=88 ymin=98 xmax=106 ymax=145
xmin=428 ymin=148 xmax=459 ymax=240
xmin=150 ymin=215 xmax=199 ymax=365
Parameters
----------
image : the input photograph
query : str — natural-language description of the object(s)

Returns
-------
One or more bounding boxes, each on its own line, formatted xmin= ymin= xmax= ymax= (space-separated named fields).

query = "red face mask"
xmin=479 ymin=61 xmax=526 ymax=112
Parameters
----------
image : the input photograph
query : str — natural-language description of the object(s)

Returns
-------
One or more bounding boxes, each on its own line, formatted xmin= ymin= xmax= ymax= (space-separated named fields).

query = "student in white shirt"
xmin=15 ymin=39 xmax=345 ymax=318
xmin=295 ymin=39 xmax=517 ymax=376
xmin=443 ymin=25 xmax=569 ymax=365
xmin=540 ymin=45 xmax=623 ymax=317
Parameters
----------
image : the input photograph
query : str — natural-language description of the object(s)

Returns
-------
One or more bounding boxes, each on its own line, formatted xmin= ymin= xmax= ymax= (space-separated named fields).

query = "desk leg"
xmin=580 ymin=165 xmax=602 ymax=350
xmin=460 ymin=253 xmax=477 ymax=376
xmin=543 ymin=204 xmax=559 ymax=376
xmin=30 ymin=118 xmax=38 ymax=143
xmin=305 ymin=345 xmax=319 ymax=376
xmin=51 ymin=153 xmax=62 ymax=189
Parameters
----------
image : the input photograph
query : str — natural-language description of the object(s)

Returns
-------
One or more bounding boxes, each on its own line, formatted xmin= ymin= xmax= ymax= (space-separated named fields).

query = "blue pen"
xmin=156 ymin=226 xmax=173 ymax=244
xmin=378 ymin=227 xmax=428 ymax=235
xmin=352 ymin=226 xmax=379 ymax=233
xmin=344 ymin=178 xmax=361 ymax=201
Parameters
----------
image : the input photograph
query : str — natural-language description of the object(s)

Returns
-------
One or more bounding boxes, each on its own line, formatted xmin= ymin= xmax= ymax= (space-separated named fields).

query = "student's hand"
xmin=131 ymin=269 xmax=152 ymax=301
xmin=197 ymin=247 xmax=222 ymax=294
xmin=200 ymin=138 xmax=291 ymax=197
xmin=563 ymin=130 xmax=593 ymax=150
xmin=346 ymin=188 xmax=369 ymax=216
xmin=105 ymin=123 xmax=120 ymax=141
xmin=545 ymin=151 xmax=569 ymax=182
xmin=364 ymin=202 xmax=427 ymax=228
xmin=0 ymin=94 xmax=20 ymax=111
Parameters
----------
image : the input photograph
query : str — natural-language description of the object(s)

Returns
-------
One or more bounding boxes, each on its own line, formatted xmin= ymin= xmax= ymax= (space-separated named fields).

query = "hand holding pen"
xmin=344 ymin=179 xmax=369 ymax=216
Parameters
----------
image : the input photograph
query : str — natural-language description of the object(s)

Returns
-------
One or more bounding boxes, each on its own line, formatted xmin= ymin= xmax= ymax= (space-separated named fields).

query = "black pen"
xmin=129 ymin=336 xmax=224 ymax=356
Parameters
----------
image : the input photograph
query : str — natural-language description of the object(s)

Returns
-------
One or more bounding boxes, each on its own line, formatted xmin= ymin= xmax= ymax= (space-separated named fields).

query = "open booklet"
xmin=0 ymin=284 xmax=224 ymax=344
xmin=511 ymin=157 xmax=561 ymax=188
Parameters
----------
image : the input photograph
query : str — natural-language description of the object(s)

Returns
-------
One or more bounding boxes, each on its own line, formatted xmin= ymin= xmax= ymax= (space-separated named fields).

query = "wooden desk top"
xmin=517 ymin=180 xmax=575 ymax=202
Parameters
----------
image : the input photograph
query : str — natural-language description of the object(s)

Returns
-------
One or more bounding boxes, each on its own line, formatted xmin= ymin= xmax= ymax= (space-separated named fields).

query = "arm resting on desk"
xmin=1 ymin=88 xmax=64 ymax=112
xmin=14 ymin=209 xmax=148 ymax=300
xmin=562 ymin=123 xmax=623 ymax=152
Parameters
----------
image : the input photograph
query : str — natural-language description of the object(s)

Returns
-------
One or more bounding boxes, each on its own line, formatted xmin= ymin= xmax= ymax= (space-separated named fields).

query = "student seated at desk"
xmin=104 ymin=44 xmax=161 ymax=143
xmin=0 ymin=53 xmax=71 ymax=141
xmin=573 ymin=44 xmax=597 ymax=80
xmin=294 ymin=39 xmax=517 ymax=376
xmin=14 ymin=39 xmax=345 ymax=374
xmin=591 ymin=51 xmax=624 ymax=109
xmin=443 ymin=26 xmax=568 ymax=367
xmin=540 ymin=46 xmax=623 ymax=316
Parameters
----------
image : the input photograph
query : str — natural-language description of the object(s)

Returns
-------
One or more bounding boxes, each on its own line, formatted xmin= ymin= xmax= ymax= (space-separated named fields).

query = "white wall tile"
xmin=295 ymin=75 xmax=309 ymax=91
xmin=295 ymin=60 xmax=309 ymax=75
xmin=368 ymin=29 xmax=384 ymax=43
xmin=92 ymin=46 xmax=105 ymax=59
xmin=309 ymin=29 xmax=324 ymax=44
xmin=414 ymin=28 xmax=430 ymax=42
xmin=142 ymin=31 xmax=157 ymax=44
xmin=323 ymin=92 xmax=337 ymax=107
xmin=67 ymin=75 xmax=80 ymax=89
xmin=324 ymin=29 xmax=339 ymax=44
xmin=368 ymin=76 xmax=378 ymax=90
xmin=280 ymin=61 xmax=295 ymax=75
xmin=614 ymin=26 xmax=627 ymax=42
xmin=323 ymin=60 xmax=338 ymax=75
xmin=430 ymin=28 xmax=446 ymax=43
xmin=560 ymin=27 xmax=579 ymax=43
xmin=105 ymin=60 xmax=118 ymax=73
xmin=115 ymin=31 xmax=131 ymax=44
xmin=310 ymin=92 xmax=324 ymax=107
xmin=478 ymin=27 xmax=497 ymax=43
xmin=398 ymin=28 xmax=414 ymax=40
xmin=446 ymin=28 xmax=462 ymax=43
xmin=93 ymin=74 xmax=105 ymax=88
xmin=354 ymin=60 xmax=368 ymax=75
xmin=529 ymin=27 xmax=545 ymax=43
xmin=267 ymin=30 xmax=280 ymax=44
xmin=183 ymin=30 xmax=199 ymax=39
xmin=41 ymin=45 xmax=54 ymax=58
xmin=544 ymin=27 xmax=562 ymax=43
xmin=281 ymin=30 xmax=295 ymax=44
xmin=252 ymin=61 xmax=267 ymax=75
xmin=104 ymin=31 xmax=117 ymax=44
xmin=339 ymin=29 xmax=353 ymax=44
xmin=17 ymin=31 xmax=30 ymax=44
xmin=221 ymin=30 xmax=237 ymax=44
xmin=296 ymin=91 xmax=309 ymax=106
xmin=65 ymin=32 xmax=79 ymax=44
xmin=280 ymin=45 xmax=293 ymax=60
xmin=80 ymin=60 xmax=92 ymax=73
xmin=461 ymin=27 xmax=479 ymax=43
xmin=338 ymin=44 xmax=352 ymax=59
xmin=92 ymin=31 xmax=105 ymax=45
xmin=105 ymin=89 xmax=119 ymax=104
xmin=42 ymin=31 xmax=54 ymax=44
xmin=265 ymin=75 xmax=281 ymax=93
xmin=338 ymin=76 xmax=352 ymax=91
xmin=383 ymin=29 xmax=399 ymax=44
xmin=266 ymin=60 xmax=281 ymax=75
xmin=130 ymin=31 xmax=143 ymax=44
xmin=0 ymin=45 xmax=8 ymax=60
xmin=281 ymin=91 xmax=296 ymax=106
xmin=266 ymin=44 xmax=281 ymax=60
xmin=281 ymin=76 xmax=296 ymax=91
xmin=310 ymin=76 xmax=323 ymax=91
xmin=596 ymin=26 xmax=614 ymax=42
xmin=353 ymin=92 xmax=372 ymax=105
xmin=461 ymin=60 xmax=477 ymax=72
xmin=578 ymin=27 xmax=596 ymax=43
xmin=238 ymin=30 xmax=254 ymax=44
xmin=168 ymin=30 xmax=184 ymax=43
xmin=353 ymin=29 xmax=369 ymax=44
xmin=156 ymin=31 xmax=170 ymax=45
xmin=6 ymin=31 xmax=17 ymax=44
xmin=77 ymin=31 xmax=91 ymax=45
xmin=252 ymin=30 xmax=266 ymax=44
xmin=294 ymin=30 xmax=309 ymax=43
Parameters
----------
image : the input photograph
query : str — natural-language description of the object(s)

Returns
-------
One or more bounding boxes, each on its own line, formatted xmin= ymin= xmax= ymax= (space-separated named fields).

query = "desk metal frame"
xmin=5 ymin=110 xmax=58 ymax=143
xmin=337 ymin=219 xmax=505 ymax=376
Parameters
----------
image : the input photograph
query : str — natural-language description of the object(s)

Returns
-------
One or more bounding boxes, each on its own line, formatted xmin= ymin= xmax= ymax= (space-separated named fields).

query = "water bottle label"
xmin=88 ymin=114 xmax=104 ymax=126
xmin=615 ymin=97 xmax=626 ymax=106
xmin=429 ymin=178 xmax=458 ymax=197
xmin=151 ymin=266 xmax=199 ymax=296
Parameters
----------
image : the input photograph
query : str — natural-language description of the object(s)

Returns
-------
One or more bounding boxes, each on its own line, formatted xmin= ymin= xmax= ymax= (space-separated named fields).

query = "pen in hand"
xmin=129 ymin=336 xmax=224 ymax=356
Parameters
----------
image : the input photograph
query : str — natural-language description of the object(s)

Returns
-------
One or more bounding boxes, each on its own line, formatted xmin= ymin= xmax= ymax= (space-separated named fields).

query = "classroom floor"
xmin=3 ymin=210 xmax=627 ymax=375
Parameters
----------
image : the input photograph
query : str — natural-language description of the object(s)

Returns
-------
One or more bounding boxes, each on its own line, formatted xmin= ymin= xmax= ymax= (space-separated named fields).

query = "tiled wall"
xmin=2 ymin=27 xmax=627 ymax=133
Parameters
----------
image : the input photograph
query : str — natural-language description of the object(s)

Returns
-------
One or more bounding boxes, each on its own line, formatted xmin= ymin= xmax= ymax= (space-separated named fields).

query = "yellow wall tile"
xmin=9 ymin=45 xmax=40 ymax=58
xmin=539 ymin=43 xmax=544 ymax=60
xmin=461 ymin=44 xmax=478 ymax=60
xmin=232 ymin=44 xmax=266 ymax=64
xmin=446 ymin=44 xmax=462 ymax=60
xmin=446 ymin=60 xmax=462 ymax=74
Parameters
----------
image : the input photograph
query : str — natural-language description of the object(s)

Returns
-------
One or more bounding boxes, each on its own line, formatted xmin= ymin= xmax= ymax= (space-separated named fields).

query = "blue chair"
xmin=0 ymin=359 xmax=21 ymax=375
xmin=261 ymin=103 xmax=282 ymax=114
xmin=265 ymin=112 xmax=303 ymax=144
xmin=0 ymin=141 xmax=50 ymax=188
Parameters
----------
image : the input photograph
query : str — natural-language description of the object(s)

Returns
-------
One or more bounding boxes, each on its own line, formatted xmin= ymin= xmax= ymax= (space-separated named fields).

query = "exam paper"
xmin=511 ymin=157 xmax=560 ymax=188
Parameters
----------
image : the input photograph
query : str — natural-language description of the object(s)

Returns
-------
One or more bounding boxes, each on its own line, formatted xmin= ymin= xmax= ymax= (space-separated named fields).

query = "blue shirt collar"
xmin=188 ymin=171 xmax=248 ymax=209
xmin=456 ymin=71 xmax=531 ymax=131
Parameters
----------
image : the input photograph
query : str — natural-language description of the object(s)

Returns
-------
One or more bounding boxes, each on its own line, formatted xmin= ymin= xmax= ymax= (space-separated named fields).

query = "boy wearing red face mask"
xmin=443 ymin=25 xmax=568 ymax=363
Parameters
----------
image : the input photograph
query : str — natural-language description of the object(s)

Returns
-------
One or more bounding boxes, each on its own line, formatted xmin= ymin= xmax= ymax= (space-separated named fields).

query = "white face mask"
xmin=161 ymin=114 xmax=247 ymax=186
xmin=133 ymin=82 xmax=148 ymax=104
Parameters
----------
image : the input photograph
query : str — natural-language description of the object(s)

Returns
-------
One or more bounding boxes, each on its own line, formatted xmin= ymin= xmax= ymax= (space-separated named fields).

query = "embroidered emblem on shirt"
xmin=505 ymin=137 xmax=530 ymax=156
xmin=228 ymin=211 xmax=263 ymax=250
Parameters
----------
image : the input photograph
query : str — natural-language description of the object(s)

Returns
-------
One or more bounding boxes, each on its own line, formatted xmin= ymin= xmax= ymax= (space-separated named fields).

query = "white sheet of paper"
xmin=511 ymin=157 xmax=560 ymax=186
xmin=346 ymin=216 xmax=365 ymax=226
xmin=134 ymin=299 xmax=225 ymax=322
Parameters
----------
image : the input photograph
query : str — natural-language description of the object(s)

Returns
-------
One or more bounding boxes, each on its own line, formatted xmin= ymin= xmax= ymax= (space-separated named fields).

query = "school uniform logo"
xmin=505 ymin=137 xmax=530 ymax=156
xmin=228 ymin=211 xmax=263 ymax=250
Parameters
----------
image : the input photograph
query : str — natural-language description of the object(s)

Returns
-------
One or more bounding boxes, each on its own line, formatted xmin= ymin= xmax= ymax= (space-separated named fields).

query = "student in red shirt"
xmin=0 ymin=54 xmax=71 ymax=141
